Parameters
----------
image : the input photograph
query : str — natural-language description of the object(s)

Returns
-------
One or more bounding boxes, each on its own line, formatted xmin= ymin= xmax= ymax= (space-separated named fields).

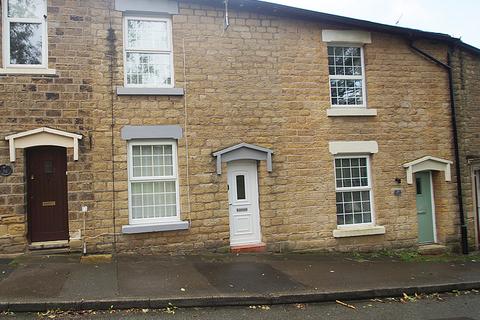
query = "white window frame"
xmin=2 ymin=0 xmax=48 ymax=69
xmin=127 ymin=139 xmax=180 ymax=225
xmin=123 ymin=16 xmax=174 ymax=88
xmin=327 ymin=44 xmax=367 ymax=108
xmin=334 ymin=155 xmax=375 ymax=228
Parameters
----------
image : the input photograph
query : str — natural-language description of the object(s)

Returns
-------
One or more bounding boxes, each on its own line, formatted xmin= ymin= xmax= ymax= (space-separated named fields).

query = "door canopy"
xmin=5 ymin=127 xmax=82 ymax=162
xmin=403 ymin=156 xmax=453 ymax=184
xmin=212 ymin=143 xmax=273 ymax=175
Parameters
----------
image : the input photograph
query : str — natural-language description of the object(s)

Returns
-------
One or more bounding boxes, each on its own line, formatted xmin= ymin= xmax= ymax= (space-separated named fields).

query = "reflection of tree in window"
xmin=10 ymin=22 xmax=42 ymax=64
xmin=8 ymin=0 xmax=44 ymax=19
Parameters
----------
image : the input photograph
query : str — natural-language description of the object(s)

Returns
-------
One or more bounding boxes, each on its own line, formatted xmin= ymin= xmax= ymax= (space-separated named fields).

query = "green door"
xmin=416 ymin=171 xmax=435 ymax=243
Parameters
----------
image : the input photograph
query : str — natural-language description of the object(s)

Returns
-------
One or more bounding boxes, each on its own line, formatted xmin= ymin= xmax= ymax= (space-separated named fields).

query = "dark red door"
xmin=27 ymin=146 xmax=69 ymax=242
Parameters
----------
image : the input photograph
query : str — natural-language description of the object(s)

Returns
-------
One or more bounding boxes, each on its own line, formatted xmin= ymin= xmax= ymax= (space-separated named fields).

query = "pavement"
xmin=0 ymin=253 xmax=479 ymax=312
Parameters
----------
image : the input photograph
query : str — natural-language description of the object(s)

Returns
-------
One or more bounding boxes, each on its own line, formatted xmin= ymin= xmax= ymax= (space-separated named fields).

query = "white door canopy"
xmin=212 ymin=143 xmax=273 ymax=175
xmin=403 ymin=156 xmax=453 ymax=184
xmin=5 ymin=127 xmax=82 ymax=162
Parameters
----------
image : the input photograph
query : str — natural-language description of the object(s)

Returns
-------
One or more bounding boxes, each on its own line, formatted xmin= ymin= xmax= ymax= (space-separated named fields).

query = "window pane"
xmin=328 ymin=46 xmax=363 ymax=76
xmin=8 ymin=0 xmax=44 ymax=18
xmin=9 ymin=22 xmax=42 ymax=65
xmin=335 ymin=157 xmax=369 ymax=188
xmin=132 ymin=207 xmax=143 ymax=219
xmin=127 ymin=19 xmax=168 ymax=50
xmin=236 ymin=175 xmax=246 ymax=200
xmin=132 ymin=146 xmax=141 ymax=155
xmin=126 ymin=52 xmax=172 ymax=86
xmin=330 ymin=78 xmax=364 ymax=106
xmin=334 ymin=158 xmax=372 ymax=226
xmin=328 ymin=46 xmax=364 ymax=106
xmin=336 ymin=191 xmax=372 ymax=226
xmin=131 ymin=181 xmax=177 ymax=220
xmin=165 ymin=181 xmax=175 ymax=192
xmin=132 ymin=144 xmax=175 ymax=178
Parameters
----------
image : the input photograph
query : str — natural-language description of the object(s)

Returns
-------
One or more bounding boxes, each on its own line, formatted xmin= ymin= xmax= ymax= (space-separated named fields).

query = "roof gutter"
xmin=409 ymin=41 xmax=468 ymax=254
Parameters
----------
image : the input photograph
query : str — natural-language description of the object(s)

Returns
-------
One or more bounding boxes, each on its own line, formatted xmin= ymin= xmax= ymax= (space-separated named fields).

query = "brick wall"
xmin=0 ymin=0 xmax=462 ymax=254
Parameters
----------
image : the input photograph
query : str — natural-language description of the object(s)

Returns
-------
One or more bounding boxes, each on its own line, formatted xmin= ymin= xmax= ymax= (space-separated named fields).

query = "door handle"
xmin=417 ymin=211 xmax=426 ymax=215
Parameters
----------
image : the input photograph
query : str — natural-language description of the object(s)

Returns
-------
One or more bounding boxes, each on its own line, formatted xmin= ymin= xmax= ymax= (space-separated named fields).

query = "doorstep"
xmin=418 ymin=244 xmax=448 ymax=255
xmin=230 ymin=242 xmax=266 ymax=253
xmin=28 ymin=240 xmax=70 ymax=254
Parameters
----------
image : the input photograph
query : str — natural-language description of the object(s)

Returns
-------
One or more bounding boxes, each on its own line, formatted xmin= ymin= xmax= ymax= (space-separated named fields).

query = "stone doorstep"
xmin=230 ymin=242 xmax=267 ymax=253
xmin=28 ymin=240 xmax=69 ymax=251
xmin=418 ymin=244 xmax=448 ymax=255
xmin=27 ymin=239 xmax=71 ymax=255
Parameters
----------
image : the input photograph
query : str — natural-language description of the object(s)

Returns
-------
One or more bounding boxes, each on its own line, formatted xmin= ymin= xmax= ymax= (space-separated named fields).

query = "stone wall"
xmin=0 ymin=0 xmax=103 ymax=251
xmin=451 ymin=48 xmax=480 ymax=250
xmin=0 ymin=0 xmax=463 ymax=254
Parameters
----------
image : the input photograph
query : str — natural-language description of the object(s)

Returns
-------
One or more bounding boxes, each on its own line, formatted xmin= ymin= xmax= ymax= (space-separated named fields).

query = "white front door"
xmin=227 ymin=160 xmax=261 ymax=246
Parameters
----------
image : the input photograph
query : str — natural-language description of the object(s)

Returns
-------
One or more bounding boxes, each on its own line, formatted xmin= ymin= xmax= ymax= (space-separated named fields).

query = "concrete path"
xmin=0 ymin=253 xmax=479 ymax=312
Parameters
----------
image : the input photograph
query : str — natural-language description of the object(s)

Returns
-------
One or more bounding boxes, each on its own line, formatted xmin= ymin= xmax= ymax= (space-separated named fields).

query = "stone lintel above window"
xmin=329 ymin=141 xmax=378 ymax=155
xmin=115 ymin=0 xmax=179 ymax=14
xmin=121 ymin=125 xmax=183 ymax=140
xmin=322 ymin=30 xmax=372 ymax=44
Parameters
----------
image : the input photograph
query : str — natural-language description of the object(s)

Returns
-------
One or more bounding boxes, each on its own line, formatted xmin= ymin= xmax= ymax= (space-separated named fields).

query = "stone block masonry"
xmin=451 ymin=48 xmax=480 ymax=250
xmin=0 ymin=0 xmax=465 ymax=254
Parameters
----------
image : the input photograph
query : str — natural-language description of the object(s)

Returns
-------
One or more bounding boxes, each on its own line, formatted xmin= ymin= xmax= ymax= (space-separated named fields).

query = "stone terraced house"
xmin=0 ymin=0 xmax=479 ymax=255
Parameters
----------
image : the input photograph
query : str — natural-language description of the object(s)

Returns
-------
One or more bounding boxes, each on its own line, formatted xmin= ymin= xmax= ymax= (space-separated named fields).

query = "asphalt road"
xmin=1 ymin=291 xmax=479 ymax=320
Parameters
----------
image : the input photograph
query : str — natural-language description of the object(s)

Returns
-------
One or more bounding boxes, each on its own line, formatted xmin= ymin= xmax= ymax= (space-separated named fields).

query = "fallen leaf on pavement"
xmin=336 ymin=300 xmax=356 ymax=310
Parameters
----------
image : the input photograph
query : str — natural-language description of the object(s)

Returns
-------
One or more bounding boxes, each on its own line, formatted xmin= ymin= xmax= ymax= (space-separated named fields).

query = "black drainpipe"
xmin=409 ymin=40 xmax=468 ymax=254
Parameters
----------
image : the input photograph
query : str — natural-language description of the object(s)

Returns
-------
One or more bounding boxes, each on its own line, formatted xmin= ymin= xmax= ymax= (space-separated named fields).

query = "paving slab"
xmin=0 ymin=263 xmax=70 ymax=298
xmin=0 ymin=253 xmax=478 ymax=312
xmin=194 ymin=261 xmax=307 ymax=294
xmin=117 ymin=256 xmax=216 ymax=297
xmin=60 ymin=263 xmax=119 ymax=300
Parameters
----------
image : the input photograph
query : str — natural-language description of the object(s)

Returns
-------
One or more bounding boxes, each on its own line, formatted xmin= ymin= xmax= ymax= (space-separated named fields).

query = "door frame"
xmin=416 ymin=170 xmax=438 ymax=244
xmin=26 ymin=146 xmax=69 ymax=243
xmin=226 ymin=160 xmax=262 ymax=246
xmin=472 ymin=166 xmax=480 ymax=249
xmin=428 ymin=171 xmax=438 ymax=243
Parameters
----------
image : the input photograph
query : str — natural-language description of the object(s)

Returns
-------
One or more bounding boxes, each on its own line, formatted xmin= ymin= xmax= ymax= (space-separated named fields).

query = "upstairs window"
xmin=123 ymin=16 xmax=173 ymax=88
xmin=328 ymin=46 xmax=366 ymax=107
xmin=2 ymin=0 xmax=47 ymax=68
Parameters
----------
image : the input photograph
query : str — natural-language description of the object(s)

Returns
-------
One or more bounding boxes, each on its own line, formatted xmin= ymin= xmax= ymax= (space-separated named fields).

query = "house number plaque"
xmin=0 ymin=165 xmax=13 ymax=177
xmin=42 ymin=201 xmax=56 ymax=207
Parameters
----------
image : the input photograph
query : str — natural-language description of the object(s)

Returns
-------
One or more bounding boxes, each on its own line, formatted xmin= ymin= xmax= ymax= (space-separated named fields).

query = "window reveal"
xmin=128 ymin=142 xmax=179 ymax=223
xmin=3 ymin=0 xmax=47 ymax=67
xmin=334 ymin=157 xmax=373 ymax=226
xmin=124 ymin=17 xmax=173 ymax=87
xmin=328 ymin=46 xmax=366 ymax=107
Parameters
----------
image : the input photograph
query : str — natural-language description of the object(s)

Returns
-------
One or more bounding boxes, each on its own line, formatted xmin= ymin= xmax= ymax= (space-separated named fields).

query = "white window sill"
xmin=0 ymin=68 xmax=57 ymax=76
xmin=116 ymin=86 xmax=184 ymax=96
xmin=122 ymin=220 xmax=189 ymax=234
xmin=327 ymin=108 xmax=377 ymax=117
xmin=333 ymin=225 xmax=385 ymax=238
